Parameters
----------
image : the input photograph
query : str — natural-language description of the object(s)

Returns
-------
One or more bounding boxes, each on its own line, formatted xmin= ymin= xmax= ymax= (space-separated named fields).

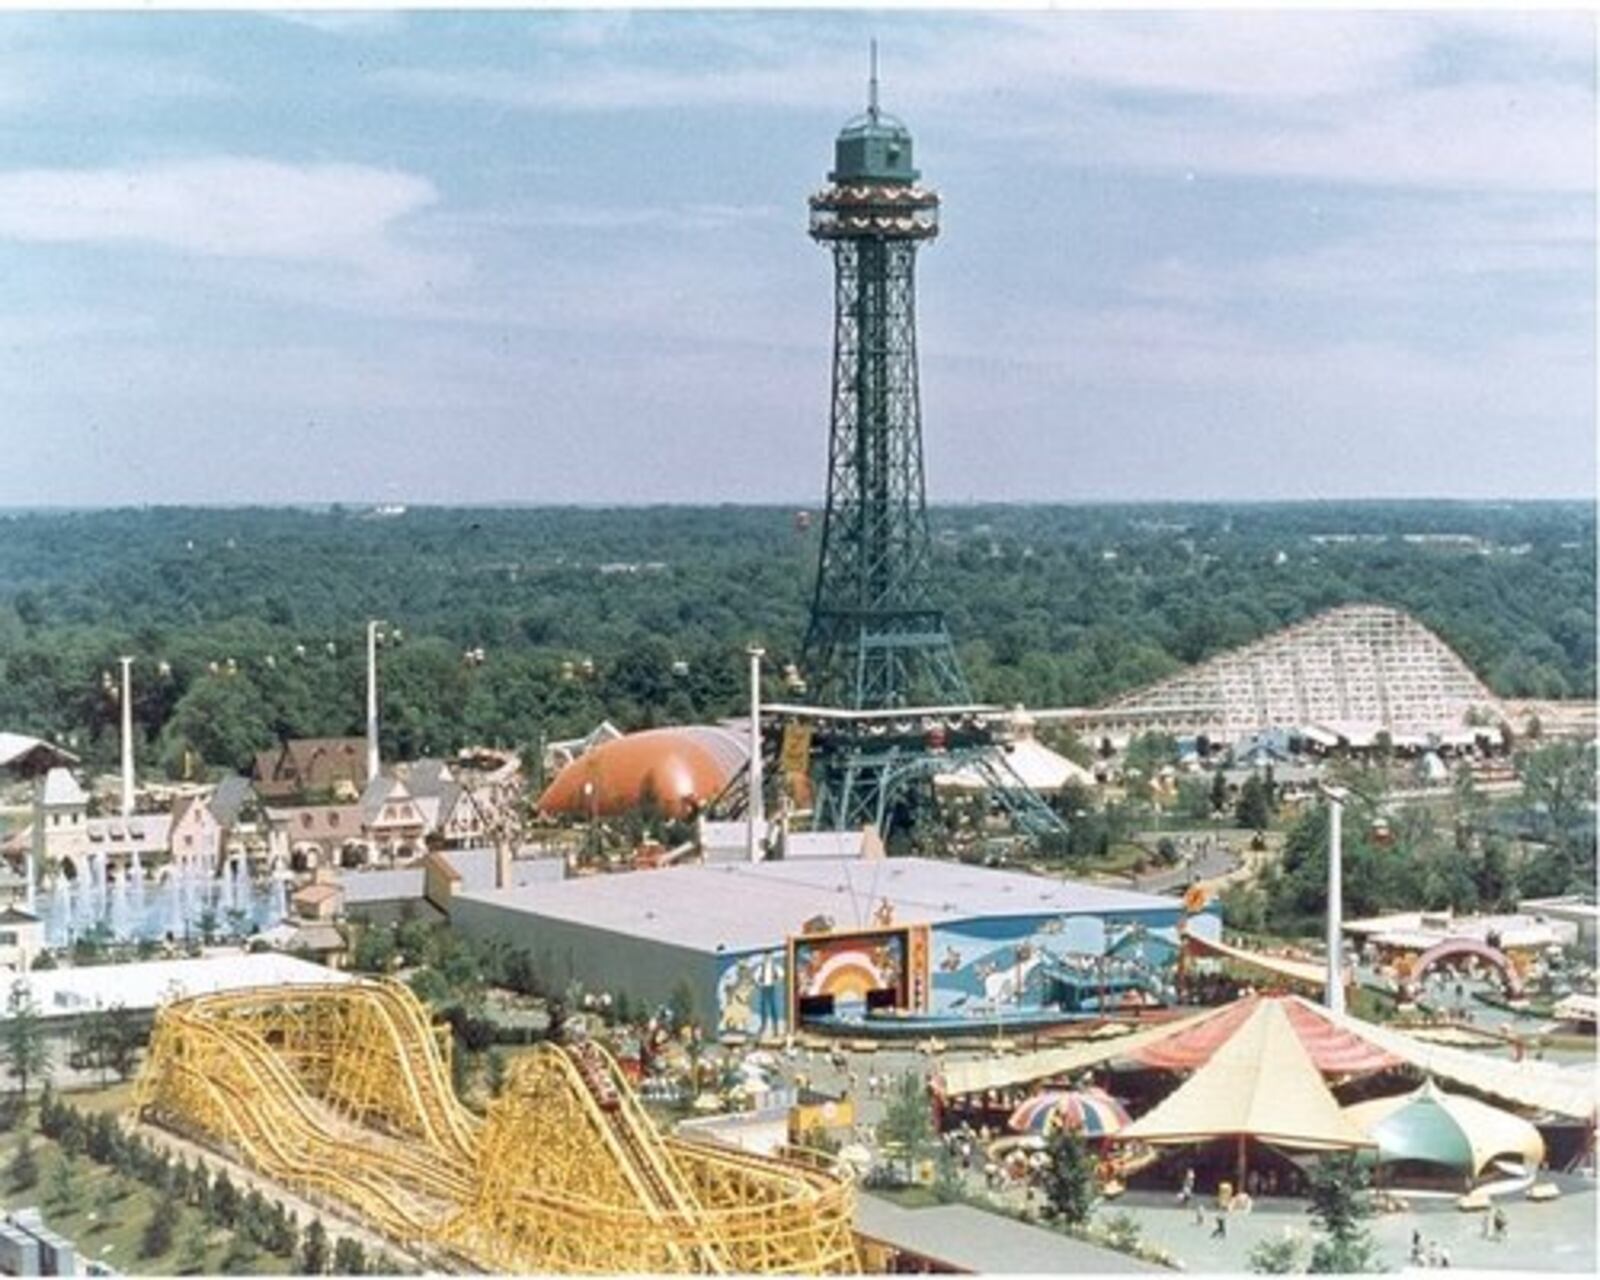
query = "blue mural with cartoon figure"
xmin=716 ymin=948 xmax=787 ymax=1038
xmin=928 ymin=908 xmax=1217 ymax=1017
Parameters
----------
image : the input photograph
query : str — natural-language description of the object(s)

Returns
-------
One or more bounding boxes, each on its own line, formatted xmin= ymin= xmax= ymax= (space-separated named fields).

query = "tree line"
xmin=0 ymin=502 xmax=1590 ymax=779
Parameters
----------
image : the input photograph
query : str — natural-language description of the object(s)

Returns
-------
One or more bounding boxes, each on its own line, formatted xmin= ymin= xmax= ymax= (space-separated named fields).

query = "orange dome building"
xmin=538 ymin=726 xmax=750 ymax=820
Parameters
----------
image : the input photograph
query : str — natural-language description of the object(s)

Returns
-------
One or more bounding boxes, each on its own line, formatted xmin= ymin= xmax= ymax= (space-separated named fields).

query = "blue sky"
xmin=0 ymin=8 xmax=1593 ymax=504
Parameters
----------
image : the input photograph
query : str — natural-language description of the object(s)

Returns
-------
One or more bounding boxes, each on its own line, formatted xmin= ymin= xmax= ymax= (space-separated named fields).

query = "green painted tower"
xmin=796 ymin=50 xmax=1068 ymax=842
xmin=802 ymin=52 xmax=967 ymax=720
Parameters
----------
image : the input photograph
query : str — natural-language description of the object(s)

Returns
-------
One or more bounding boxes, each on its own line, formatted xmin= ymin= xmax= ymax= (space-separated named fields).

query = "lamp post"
xmin=365 ymin=620 xmax=386 ymax=783
xmin=747 ymin=646 xmax=765 ymax=863
xmin=582 ymin=780 xmax=599 ymax=864
xmin=118 ymin=656 xmax=135 ymax=818
xmin=1319 ymin=783 xmax=1350 ymax=1016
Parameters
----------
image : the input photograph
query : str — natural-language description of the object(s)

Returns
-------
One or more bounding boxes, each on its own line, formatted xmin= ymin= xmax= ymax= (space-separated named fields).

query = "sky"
xmin=0 ymin=6 xmax=1594 ymax=505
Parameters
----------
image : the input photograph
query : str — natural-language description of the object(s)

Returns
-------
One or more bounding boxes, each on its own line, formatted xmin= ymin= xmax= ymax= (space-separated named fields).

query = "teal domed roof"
xmin=830 ymin=108 xmax=919 ymax=184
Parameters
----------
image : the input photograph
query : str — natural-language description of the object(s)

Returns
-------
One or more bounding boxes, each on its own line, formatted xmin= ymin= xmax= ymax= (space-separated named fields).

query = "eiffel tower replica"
xmin=796 ymin=52 xmax=1065 ymax=842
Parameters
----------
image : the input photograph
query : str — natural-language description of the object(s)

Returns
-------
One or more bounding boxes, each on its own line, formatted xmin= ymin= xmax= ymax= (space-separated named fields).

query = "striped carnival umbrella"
xmin=1007 ymin=1087 xmax=1131 ymax=1138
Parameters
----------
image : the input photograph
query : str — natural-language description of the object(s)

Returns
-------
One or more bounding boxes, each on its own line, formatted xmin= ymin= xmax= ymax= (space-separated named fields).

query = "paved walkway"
xmin=1096 ymin=1177 xmax=1596 ymax=1274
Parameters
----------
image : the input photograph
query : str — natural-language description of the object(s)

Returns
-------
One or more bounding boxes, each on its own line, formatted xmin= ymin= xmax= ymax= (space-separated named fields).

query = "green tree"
xmin=209 ymin=1169 xmax=240 ymax=1227
xmin=486 ymin=1047 xmax=508 ymax=1098
xmin=90 ymin=1173 xmax=120 ymax=1229
xmin=1123 ymin=732 xmax=1178 ymax=779
xmin=178 ymin=1219 xmax=211 ymax=1274
xmin=300 ymin=1217 xmax=330 ymax=1275
xmin=1235 ymin=775 xmax=1273 ymax=831
xmin=1250 ymin=1229 xmax=1310 ymax=1274
xmin=8 ymin=1133 xmax=39 ymax=1191
xmin=79 ymin=1005 xmax=113 ymax=1087
xmin=1306 ymin=1152 xmax=1381 ymax=1273
xmin=105 ymin=1004 xmax=140 ymax=1082
xmin=351 ymin=925 xmax=397 ymax=975
xmin=1210 ymin=768 xmax=1229 ymax=816
xmin=1039 ymin=1127 xmax=1098 ymax=1228
xmin=3 ymin=978 xmax=51 ymax=1098
xmin=1177 ymin=777 xmax=1213 ymax=823
xmin=162 ymin=673 xmax=274 ymax=774
xmin=221 ymin=1236 xmax=261 ymax=1275
xmin=46 ymin=1153 xmax=79 ymax=1213
xmin=140 ymin=1194 xmax=180 ymax=1259
xmin=332 ymin=1237 xmax=368 ymax=1276
xmin=932 ymin=1146 xmax=963 ymax=1205
xmin=876 ymin=1073 xmax=935 ymax=1183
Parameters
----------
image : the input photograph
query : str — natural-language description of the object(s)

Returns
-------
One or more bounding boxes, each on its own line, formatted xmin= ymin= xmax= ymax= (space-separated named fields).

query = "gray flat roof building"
xmin=451 ymin=857 xmax=1202 ymax=1039
xmin=456 ymin=856 xmax=1182 ymax=958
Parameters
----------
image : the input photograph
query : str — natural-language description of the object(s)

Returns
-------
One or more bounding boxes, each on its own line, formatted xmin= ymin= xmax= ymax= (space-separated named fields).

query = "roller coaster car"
xmin=571 ymin=1043 xmax=621 ymax=1111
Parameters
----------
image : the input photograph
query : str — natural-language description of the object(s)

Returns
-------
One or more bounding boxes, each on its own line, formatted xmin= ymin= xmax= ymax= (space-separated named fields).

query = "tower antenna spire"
xmin=868 ymin=38 xmax=879 ymax=120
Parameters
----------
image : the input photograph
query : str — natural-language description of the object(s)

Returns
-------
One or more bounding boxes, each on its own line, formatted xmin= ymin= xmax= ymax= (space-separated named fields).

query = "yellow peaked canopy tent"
xmin=1117 ymin=998 xmax=1372 ymax=1187
xmin=934 ymin=994 xmax=1595 ymax=1123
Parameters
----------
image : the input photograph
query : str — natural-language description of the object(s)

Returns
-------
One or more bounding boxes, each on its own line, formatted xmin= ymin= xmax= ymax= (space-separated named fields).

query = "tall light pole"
xmin=119 ymin=656 xmax=135 ymax=818
xmin=366 ymin=621 xmax=383 ymax=784
xmin=747 ymin=646 xmax=765 ymax=863
xmin=1320 ymin=783 xmax=1349 ymax=1015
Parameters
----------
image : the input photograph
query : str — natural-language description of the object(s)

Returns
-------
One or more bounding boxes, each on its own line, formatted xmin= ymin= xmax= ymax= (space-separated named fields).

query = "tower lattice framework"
xmin=798 ymin=65 xmax=1064 ymax=839
xmin=804 ymin=202 xmax=966 ymax=712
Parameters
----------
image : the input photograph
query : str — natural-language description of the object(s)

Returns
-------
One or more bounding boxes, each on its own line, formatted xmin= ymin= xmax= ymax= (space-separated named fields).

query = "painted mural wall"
xmin=926 ymin=909 xmax=1221 ymax=1017
xmin=712 ymin=908 xmax=1222 ymax=1036
xmin=715 ymin=948 xmax=787 ymax=1039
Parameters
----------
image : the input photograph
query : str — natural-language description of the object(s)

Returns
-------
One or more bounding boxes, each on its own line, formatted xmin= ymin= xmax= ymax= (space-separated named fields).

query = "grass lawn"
xmin=0 ymin=1100 xmax=293 ymax=1276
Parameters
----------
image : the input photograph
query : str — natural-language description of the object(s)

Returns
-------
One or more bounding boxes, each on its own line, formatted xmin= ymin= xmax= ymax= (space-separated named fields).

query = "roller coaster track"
xmin=135 ymin=980 xmax=858 ymax=1274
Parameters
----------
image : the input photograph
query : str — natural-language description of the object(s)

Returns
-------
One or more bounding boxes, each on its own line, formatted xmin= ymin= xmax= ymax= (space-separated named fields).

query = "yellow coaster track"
xmin=133 ymin=980 xmax=858 ymax=1274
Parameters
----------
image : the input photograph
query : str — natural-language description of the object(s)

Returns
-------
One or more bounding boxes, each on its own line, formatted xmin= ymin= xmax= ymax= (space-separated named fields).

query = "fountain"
xmin=165 ymin=867 xmax=183 ymax=939
xmin=33 ymin=846 xmax=294 ymax=952
xmin=109 ymin=869 xmax=131 ymax=941
xmin=48 ymin=875 xmax=71 ymax=948
xmin=129 ymin=850 xmax=146 ymax=933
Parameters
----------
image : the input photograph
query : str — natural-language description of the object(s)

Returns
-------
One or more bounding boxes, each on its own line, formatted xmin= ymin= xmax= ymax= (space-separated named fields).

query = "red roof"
xmin=1133 ymin=994 xmax=1401 ymax=1075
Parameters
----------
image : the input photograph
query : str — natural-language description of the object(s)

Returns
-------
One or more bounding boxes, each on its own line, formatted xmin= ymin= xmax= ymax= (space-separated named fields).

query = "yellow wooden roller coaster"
xmin=133 ymin=980 xmax=859 ymax=1273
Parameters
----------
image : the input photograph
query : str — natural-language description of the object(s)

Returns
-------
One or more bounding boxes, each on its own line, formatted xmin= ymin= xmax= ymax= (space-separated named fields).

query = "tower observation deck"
xmin=794 ymin=54 xmax=1064 ymax=841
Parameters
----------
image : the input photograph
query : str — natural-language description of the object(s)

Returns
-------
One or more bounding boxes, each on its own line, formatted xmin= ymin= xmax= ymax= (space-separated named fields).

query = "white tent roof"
xmin=1314 ymin=999 xmax=1596 ymax=1120
xmin=5 ymin=953 xmax=349 ymax=1020
xmin=934 ymin=736 xmax=1094 ymax=794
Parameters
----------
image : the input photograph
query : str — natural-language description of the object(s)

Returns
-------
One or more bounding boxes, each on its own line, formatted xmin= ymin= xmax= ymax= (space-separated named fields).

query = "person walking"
xmin=1178 ymin=1166 xmax=1196 ymax=1206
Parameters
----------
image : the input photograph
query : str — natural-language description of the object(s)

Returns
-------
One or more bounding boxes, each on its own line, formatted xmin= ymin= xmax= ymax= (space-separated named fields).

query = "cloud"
xmin=0 ymin=49 xmax=231 ymax=115
xmin=265 ymin=11 xmax=403 ymax=38
xmin=1079 ymin=83 xmax=1595 ymax=193
xmin=371 ymin=59 xmax=857 ymax=115
xmin=1127 ymin=197 xmax=1595 ymax=309
xmin=0 ymin=158 xmax=462 ymax=300
xmin=371 ymin=11 xmax=1593 ymax=193
xmin=453 ymin=201 xmax=781 ymax=233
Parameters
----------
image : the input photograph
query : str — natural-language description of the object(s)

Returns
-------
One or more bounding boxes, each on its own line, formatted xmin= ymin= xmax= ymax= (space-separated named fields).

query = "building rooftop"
xmin=40 ymin=767 xmax=87 ymax=808
xmin=3 ymin=952 xmax=347 ymax=1020
xmin=0 ymin=732 xmax=78 ymax=774
xmin=457 ymin=856 xmax=1185 ymax=956
xmin=855 ymin=1195 xmax=1161 ymax=1274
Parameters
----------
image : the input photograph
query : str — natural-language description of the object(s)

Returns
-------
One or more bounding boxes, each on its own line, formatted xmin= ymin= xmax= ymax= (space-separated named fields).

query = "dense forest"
xmin=0 ymin=501 xmax=1591 ymax=779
